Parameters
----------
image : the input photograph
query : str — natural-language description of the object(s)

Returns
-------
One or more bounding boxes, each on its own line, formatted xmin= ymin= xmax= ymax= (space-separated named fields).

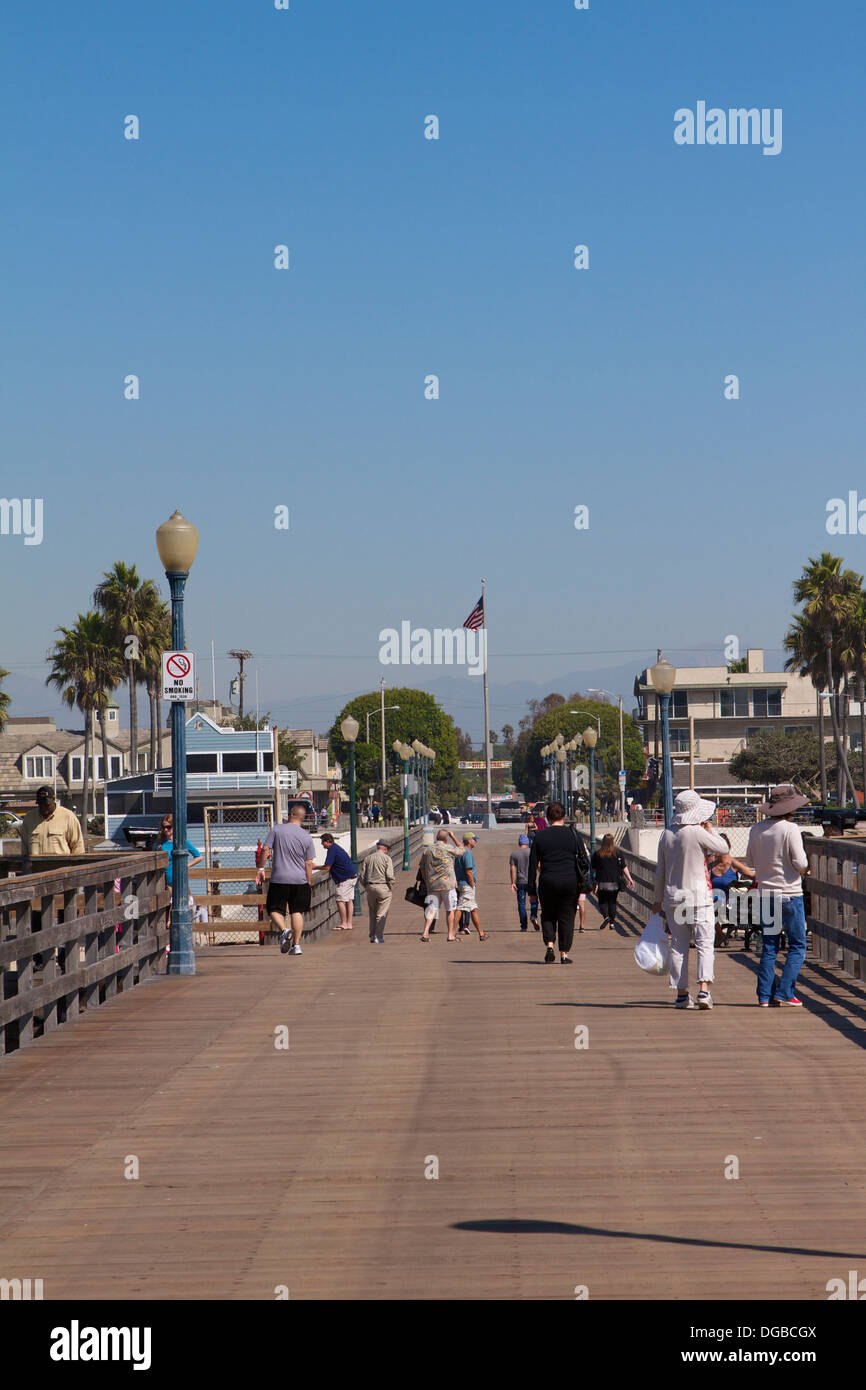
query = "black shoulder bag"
xmin=405 ymin=868 xmax=427 ymax=908
xmin=571 ymin=827 xmax=593 ymax=895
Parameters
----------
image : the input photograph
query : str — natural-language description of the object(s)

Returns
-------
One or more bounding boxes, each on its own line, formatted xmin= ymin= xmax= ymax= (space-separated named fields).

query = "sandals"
xmin=477 ymin=932 xmax=489 ymax=941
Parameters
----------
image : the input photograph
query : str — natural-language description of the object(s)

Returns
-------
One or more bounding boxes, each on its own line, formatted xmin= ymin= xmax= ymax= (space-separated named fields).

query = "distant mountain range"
xmin=4 ymin=652 xmax=790 ymax=744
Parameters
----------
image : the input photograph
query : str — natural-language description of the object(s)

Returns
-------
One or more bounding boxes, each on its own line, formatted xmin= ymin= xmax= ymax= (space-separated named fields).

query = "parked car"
xmin=495 ymin=800 xmax=523 ymax=824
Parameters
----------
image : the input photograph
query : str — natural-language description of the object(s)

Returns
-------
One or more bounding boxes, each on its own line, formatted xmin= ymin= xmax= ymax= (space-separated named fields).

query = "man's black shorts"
xmin=266 ymin=881 xmax=311 ymax=915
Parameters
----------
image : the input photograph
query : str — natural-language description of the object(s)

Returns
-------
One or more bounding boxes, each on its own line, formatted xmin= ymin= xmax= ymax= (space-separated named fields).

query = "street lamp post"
xmin=556 ymin=746 xmax=566 ymax=814
xmin=413 ymin=741 xmax=432 ymax=823
xmin=393 ymin=740 xmax=411 ymax=869
xmin=590 ymin=688 xmax=626 ymax=819
xmin=155 ymin=510 xmax=199 ymax=977
xmin=582 ymin=725 xmax=598 ymax=854
xmin=650 ymin=657 xmax=677 ymax=829
xmin=340 ymin=715 xmax=363 ymax=917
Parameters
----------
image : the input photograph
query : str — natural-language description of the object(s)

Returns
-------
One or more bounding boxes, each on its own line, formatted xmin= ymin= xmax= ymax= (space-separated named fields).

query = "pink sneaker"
xmin=771 ymin=996 xmax=803 ymax=1007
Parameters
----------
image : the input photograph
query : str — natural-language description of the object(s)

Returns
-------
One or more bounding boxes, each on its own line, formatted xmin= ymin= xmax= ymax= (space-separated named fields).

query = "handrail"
xmin=0 ymin=852 xmax=170 ymax=1056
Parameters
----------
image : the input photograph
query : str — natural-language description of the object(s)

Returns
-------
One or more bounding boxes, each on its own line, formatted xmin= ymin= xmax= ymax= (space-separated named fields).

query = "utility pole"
xmin=227 ymin=649 xmax=253 ymax=720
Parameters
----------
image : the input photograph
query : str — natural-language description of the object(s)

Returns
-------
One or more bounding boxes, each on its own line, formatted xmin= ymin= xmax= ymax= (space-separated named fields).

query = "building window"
xmin=851 ymin=732 xmax=863 ymax=753
xmin=24 ymin=754 xmax=54 ymax=779
xmin=720 ymin=689 xmax=749 ymax=718
xmin=671 ymin=691 xmax=688 ymax=718
xmin=261 ymin=753 xmax=274 ymax=771
xmin=137 ymin=753 xmax=149 ymax=772
xmin=70 ymin=756 xmax=83 ymax=782
xmin=670 ymin=729 xmax=690 ymax=752
xmin=753 ymin=688 xmax=782 ymax=718
xmin=221 ymin=753 xmax=257 ymax=772
xmin=783 ymin=726 xmax=803 ymax=737
xmin=187 ymin=754 xmax=218 ymax=773
xmin=109 ymin=755 xmax=122 ymax=779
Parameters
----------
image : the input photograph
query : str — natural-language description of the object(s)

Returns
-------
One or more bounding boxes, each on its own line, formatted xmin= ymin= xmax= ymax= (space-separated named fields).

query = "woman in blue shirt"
xmin=708 ymin=832 xmax=752 ymax=948
xmin=158 ymin=814 xmax=204 ymax=926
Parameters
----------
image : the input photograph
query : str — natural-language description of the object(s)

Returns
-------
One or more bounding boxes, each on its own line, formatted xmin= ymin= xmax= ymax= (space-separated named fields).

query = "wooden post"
xmin=689 ymin=716 xmax=695 ymax=788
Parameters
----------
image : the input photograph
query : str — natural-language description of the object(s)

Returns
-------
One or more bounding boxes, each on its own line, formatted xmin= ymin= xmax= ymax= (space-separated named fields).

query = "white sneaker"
xmin=675 ymin=994 xmax=696 ymax=1009
xmin=696 ymin=990 xmax=714 ymax=1010
xmin=289 ymin=943 xmax=302 ymax=956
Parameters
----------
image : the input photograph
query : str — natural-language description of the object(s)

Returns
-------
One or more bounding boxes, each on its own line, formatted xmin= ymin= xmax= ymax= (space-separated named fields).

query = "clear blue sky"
xmin=2 ymin=0 xmax=864 ymax=732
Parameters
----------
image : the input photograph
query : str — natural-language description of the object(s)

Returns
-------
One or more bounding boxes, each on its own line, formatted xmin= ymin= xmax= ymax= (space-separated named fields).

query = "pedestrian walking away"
xmin=527 ymin=802 xmax=592 ymax=964
xmin=455 ymin=832 xmax=488 ymax=940
xmin=653 ymin=790 xmax=728 ymax=1010
xmin=321 ymin=833 xmax=359 ymax=930
xmin=419 ymin=830 xmax=463 ymax=942
xmin=255 ymin=803 xmax=316 ymax=956
xmin=591 ymin=833 xmax=634 ymax=931
xmin=747 ymin=784 xmax=810 ymax=1007
xmin=509 ymin=834 xmax=534 ymax=930
xmin=359 ymin=837 xmax=395 ymax=943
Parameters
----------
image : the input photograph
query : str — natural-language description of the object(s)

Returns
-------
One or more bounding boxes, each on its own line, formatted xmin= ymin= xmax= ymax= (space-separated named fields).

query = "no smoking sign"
xmin=161 ymin=650 xmax=196 ymax=702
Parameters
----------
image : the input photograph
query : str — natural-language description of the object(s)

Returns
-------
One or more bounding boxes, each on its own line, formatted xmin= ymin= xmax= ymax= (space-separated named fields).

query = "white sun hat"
xmin=673 ymin=789 xmax=717 ymax=826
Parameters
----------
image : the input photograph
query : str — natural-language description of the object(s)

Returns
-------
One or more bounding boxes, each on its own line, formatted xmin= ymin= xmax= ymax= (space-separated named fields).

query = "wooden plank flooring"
xmin=1 ymin=827 xmax=866 ymax=1301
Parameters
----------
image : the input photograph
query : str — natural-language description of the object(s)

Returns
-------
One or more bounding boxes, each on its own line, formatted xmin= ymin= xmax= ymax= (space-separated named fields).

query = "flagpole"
xmin=482 ymin=579 xmax=495 ymax=829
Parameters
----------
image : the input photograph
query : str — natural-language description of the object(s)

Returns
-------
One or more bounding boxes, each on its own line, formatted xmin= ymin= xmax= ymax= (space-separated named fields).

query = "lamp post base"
xmin=483 ymin=813 xmax=497 ymax=829
xmin=167 ymin=907 xmax=196 ymax=976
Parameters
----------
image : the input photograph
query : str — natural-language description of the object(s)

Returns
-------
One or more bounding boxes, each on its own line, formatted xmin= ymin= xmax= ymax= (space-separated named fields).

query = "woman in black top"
xmin=527 ymin=801 xmax=591 ymax=964
xmin=591 ymin=833 xmax=634 ymax=930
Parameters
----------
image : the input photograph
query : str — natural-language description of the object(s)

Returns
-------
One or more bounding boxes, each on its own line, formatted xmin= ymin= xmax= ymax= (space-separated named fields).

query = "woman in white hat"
xmin=652 ymin=790 xmax=729 ymax=1010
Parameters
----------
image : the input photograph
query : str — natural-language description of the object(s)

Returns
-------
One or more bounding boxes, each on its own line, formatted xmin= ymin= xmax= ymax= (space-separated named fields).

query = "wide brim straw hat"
xmin=759 ymin=784 xmax=810 ymax=817
xmin=673 ymin=789 xmax=717 ymax=826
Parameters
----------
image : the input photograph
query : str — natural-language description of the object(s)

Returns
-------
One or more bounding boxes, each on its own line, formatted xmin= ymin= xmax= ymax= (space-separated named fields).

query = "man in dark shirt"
xmin=321 ymin=833 xmax=359 ymax=930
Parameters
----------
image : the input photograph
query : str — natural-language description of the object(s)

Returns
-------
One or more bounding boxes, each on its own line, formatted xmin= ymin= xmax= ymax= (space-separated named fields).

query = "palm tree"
xmin=0 ymin=667 xmax=10 ymax=732
xmin=94 ymin=563 xmax=161 ymax=773
xmin=791 ymin=554 xmax=863 ymax=804
xmin=784 ymin=613 xmax=831 ymax=803
xmin=842 ymin=591 xmax=866 ymax=808
xmin=46 ymin=613 xmax=119 ymax=828
xmin=140 ymin=600 xmax=172 ymax=771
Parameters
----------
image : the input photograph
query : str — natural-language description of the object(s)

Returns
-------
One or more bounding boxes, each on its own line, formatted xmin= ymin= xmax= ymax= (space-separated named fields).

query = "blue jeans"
xmin=757 ymin=894 xmax=807 ymax=1002
xmin=516 ymin=884 xmax=528 ymax=929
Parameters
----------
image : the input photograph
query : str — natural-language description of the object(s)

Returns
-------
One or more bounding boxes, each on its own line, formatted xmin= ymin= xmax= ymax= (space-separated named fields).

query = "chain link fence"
xmin=196 ymin=803 xmax=274 ymax=944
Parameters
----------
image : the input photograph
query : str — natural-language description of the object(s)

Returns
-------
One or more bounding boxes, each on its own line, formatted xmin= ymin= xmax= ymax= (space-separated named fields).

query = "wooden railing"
xmin=804 ymin=837 xmax=865 ymax=980
xmin=0 ymin=852 xmax=169 ymax=1057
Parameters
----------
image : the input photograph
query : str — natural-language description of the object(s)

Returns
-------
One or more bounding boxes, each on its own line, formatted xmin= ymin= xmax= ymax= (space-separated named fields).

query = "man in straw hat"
xmin=746 ymin=784 xmax=810 ymax=1007
xmin=653 ymin=790 xmax=728 ymax=1010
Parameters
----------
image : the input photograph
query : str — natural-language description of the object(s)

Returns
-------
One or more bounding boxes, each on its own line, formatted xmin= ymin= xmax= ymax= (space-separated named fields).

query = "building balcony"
xmin=153 ymin=771 xmax=292 ymax=794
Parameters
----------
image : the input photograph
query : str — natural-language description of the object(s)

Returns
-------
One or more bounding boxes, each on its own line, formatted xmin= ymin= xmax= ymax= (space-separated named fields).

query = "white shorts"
xmin=425 ymin=889 xmax=457 ymax=916
xmin=335 ymin=878 xmax=358 ymax=904
xmin=457 ymin=885 xmax=477 ymax=912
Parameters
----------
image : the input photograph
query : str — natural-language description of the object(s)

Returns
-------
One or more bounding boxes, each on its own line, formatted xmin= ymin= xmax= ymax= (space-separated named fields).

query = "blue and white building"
xmin=104 ymin=711 xmax=295 ymax=852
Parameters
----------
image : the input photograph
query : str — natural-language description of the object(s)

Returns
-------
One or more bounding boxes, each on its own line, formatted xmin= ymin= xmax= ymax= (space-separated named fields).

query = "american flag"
xmin=463 ymin=595 xmax=484 ymax=631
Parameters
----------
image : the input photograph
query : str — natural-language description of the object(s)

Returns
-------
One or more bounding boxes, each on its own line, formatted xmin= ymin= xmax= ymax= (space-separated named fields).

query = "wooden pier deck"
xmin=1 ymin=828 xmax=865 ymax=1301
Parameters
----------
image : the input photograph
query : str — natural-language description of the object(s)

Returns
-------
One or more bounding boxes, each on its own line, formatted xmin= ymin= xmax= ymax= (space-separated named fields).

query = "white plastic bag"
xmin=634 ymin=913 xmax=670 ymax=975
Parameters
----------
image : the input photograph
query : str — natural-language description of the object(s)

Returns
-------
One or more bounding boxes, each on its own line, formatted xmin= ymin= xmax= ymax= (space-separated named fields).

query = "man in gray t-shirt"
xmin=255 ymin=805 xmax=316 ymax=956
xmin=509 ymin=835 xmax=537 ymax=931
